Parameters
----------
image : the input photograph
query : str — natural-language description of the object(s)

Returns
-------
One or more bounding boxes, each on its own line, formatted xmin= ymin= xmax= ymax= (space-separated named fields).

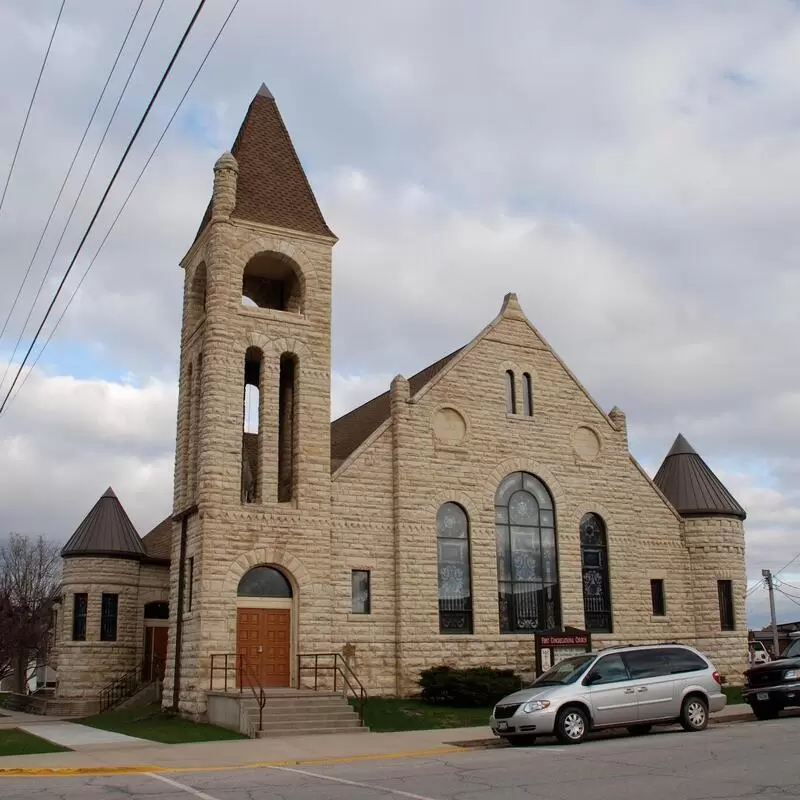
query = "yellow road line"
xmin=0 ymin=744 xmax=484 ymax=778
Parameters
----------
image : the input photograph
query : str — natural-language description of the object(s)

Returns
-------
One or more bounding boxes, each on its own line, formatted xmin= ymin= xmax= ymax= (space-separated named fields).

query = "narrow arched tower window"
xmin=189 ymin=262 xmax=207 ymax=324
xmin=505 ymin=370 xmax=516 ymax=414
xmin=278 ymin=353 xmax=298 ymax=502
xmin=522 ymin=372 xmax=533 ymax=417
xmin=190 ymin=354 xmax=203 ymax=497
xmin=580 ymin=513 xmax=612 ymax=633
xmin=241 ymin=347 xmax=262 ymax=503
xmin=437 ymin=503 xmax=473 ymax=633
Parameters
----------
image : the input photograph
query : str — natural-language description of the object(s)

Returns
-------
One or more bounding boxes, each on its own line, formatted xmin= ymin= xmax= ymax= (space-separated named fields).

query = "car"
xmin=749 ymin=640 xmax=771 ymax=666
xmin=742 ymin=634 xmax=800 ymax=719
xmin=490 ymin=643 xmax=726 ymax=745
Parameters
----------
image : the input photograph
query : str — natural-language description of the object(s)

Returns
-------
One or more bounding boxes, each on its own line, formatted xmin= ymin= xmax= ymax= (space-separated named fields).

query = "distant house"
xmin=749 ymin=620 xmax=800 ymax=657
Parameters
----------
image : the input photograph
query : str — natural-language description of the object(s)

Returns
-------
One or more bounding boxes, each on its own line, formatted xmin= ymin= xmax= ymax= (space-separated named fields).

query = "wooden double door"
xmin=236 ymin=608 xmax=291 ymax=687
xmin=143 ymin=626 xmax=168 ymax=682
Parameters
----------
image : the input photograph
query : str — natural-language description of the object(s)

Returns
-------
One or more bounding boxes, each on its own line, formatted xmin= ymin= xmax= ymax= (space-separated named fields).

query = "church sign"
xmin=534 ymin=626 xmax=592 ymax=675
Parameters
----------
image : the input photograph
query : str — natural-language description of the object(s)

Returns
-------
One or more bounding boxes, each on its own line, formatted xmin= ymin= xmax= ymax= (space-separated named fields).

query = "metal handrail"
xmin=208 ymin=652 xmax=266 ymax=734
xmin=296 ymin=652 xmax=368 ymax=726
xmin=99 ymin=670 xmax=139 ymax=712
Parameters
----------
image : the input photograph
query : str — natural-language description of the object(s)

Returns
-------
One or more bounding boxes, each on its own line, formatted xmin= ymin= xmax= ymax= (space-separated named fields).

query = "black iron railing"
xmin=208 ymin=653 xmax=266 ymax=734
xmin=99 ymin=670 xmax=139 ymax=712
xmin=297 ymin=652 xmax=368 ymax=726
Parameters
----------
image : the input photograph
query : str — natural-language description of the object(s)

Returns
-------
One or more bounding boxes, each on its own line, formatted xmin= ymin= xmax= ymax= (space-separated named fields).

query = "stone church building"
xmin=50 ymin=85 xmax=748 ymax=717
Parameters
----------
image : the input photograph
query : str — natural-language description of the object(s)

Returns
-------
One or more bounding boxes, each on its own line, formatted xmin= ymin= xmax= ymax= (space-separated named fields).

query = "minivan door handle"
xmin=636 ymin=686 xmax=648 ymax=693
xmin=624 ymin=688 xmax=635 ymax=694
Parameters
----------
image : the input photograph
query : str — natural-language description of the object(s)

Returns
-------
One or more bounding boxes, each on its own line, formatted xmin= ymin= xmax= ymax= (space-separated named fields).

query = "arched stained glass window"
xmin=237 ymin=566 xmax=292 ymax=598
xmin=580 ymin=513 xmax=612 ymax=633
xmin=495 ymin=472 xmax=560 ymax=633
xmin=437 ymin=503 xmax=473 ymax=634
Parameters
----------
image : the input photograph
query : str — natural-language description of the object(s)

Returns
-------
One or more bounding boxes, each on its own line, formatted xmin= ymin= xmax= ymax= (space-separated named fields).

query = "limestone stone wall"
xmin=331 ymin=428 xmax=398 ymax=694
xmin=162 ymin=164 xmax=337 ymax=716
xmin=685 ymin=516 xmax=748 ymax=681
xmin=333 ymin=298 xmax=726 ymax=695
xmin=56 ymin=557 xmax=141 ymax=698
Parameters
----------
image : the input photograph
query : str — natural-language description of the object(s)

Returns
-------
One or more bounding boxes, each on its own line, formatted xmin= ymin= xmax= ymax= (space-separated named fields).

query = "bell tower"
xmin=163 ymin=84 xmax=337 ymax=715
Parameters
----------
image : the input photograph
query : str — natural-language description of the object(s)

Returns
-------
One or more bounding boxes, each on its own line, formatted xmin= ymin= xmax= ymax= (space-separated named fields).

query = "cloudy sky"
xmin=1 ymin=0 xmax=798 ymax=629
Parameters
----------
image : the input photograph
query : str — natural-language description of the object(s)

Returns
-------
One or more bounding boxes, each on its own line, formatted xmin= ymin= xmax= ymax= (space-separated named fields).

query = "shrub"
xmin=418 ymin=665 xmax=522 ymax=707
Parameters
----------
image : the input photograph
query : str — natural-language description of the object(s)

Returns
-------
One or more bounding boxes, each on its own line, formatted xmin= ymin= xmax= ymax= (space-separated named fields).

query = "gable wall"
xmin=385 ymin=311 xmax=697 ymax=692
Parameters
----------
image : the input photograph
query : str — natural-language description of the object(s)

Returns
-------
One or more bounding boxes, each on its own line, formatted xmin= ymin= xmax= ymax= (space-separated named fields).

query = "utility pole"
xmin=762 ymin=569 xmax=780 ymax=659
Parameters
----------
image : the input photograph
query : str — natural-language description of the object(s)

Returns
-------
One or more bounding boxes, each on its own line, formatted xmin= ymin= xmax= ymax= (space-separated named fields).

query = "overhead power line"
xmin=0 ymin=0 xmax=66 ymax=219
xmin=775 ymin=551 xmax=800 ymax=579
xmin=0 ymin=0 xmax=147 ymax=355
xmin=774 ymin=586 xmax=800 ymax=609
xmin=4 ymin=0 xmax=242 ymax=414
xmin=0 ymin=0 xmax=209 ymax=417
xmin=0 ymin=0 xmax=166 ymax=395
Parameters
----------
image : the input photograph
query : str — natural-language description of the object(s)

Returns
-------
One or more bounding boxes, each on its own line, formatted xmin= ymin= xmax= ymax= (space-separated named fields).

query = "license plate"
xmin=496 ymin=721 xmax=508 ymax=731
xmin=756 ymin=692 xmax=769 ymax=701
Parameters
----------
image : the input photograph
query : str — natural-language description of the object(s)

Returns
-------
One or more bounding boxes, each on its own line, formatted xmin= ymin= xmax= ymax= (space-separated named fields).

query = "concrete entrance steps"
xmin=240 ymin=689 xmax=369 ymax=738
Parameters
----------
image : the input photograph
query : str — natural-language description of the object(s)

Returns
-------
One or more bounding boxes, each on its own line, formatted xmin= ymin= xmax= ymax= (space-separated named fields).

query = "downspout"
xmin=171 ymin=505 xmax=196 ymax=712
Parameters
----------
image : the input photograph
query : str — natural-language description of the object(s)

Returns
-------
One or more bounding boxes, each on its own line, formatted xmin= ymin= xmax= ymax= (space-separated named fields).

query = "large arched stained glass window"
xmin=495 ymin=472 xmax=560 ymax=633
xmin=580 ymin=513 xmax=612 ymax=633
xmin=437 ymin=503 xmax=473 ymax=634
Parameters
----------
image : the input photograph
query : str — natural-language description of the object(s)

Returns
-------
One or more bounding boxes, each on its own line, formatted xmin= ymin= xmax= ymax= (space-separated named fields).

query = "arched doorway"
xmin=236 ymin=566 xmax=293 ymax=687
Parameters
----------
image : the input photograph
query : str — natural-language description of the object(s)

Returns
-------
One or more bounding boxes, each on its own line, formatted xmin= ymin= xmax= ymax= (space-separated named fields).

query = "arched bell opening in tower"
xmin=241 ymin=251 xmax=303 ymax=313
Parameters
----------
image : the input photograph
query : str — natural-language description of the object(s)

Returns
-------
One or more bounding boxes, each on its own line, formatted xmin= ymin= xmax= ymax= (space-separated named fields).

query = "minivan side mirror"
xmin=584 ymin=672 xmax=599 ymax=685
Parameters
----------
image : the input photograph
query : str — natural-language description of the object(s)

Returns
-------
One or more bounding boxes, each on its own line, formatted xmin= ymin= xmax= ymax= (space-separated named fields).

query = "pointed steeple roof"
xmin=61 ymin=488 xmax=146 ymax=560
xmin=654 ymin=435 xmax=746 ymax=520
xmin=196 ymin=84 xmax=334 ymax=240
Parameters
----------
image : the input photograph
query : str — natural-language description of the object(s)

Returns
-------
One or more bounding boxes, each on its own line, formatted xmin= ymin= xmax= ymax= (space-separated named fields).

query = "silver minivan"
xmin=490 ymin=643 xmax=726 ymax=745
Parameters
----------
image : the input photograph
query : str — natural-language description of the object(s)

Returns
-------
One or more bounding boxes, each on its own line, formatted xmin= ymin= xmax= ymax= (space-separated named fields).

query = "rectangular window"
xmin=188 ymin=557 xmax=194 ymax=612
xmin=72 ymin=593 xmax=87 ymax=641
xmin=100 ymin=593 xmax=118 ymax=642
xmin=351 ymin=570 xmax=371 ymax=614
xmin=718 ymin=579 xmax=735 ymax=631
xmin=650 ymin=579 xmax=666 ymax=616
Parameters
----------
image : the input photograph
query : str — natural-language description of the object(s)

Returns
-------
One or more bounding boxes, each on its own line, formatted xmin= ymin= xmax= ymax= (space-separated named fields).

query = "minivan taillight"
xmin=712 ymin=671 xmax=722 ymax=685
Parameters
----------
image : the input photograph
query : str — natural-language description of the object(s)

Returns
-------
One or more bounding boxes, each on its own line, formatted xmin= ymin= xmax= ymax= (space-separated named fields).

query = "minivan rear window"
xmin=625 ymin=649 xmax=671 ymax=679
xmin=663 ymin=647 xmax=708 ymax=674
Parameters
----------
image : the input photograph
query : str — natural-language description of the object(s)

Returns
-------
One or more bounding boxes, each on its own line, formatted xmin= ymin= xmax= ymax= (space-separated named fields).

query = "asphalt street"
xmin=2 ymin=717 xmax=799 ymax=800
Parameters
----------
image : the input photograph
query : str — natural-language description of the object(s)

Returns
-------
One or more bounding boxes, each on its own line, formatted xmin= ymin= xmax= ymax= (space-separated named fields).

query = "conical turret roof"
xmin=61 ymin=487 xmax=145 ymax=559
xmin=654 ymin=434 xmax=746 ymax=520
xmin=195 ymin=83 xmax=334 ymax=240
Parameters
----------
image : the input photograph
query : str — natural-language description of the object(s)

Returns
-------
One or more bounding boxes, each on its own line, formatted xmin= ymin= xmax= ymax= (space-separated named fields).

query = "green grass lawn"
xmin=353 ymin=698 xmax=492 ymax=732
xmin=0 ymin=728 xmax=70 ymax=757
xmin=79 ymin=703 xmax=246 ymax=744
xmin=724 ymin=685 xmax=745 ymax=705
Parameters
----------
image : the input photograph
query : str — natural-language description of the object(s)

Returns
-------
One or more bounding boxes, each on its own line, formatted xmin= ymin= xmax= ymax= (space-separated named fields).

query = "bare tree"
xmin=0 ymin=534 xmax=60 ymax=693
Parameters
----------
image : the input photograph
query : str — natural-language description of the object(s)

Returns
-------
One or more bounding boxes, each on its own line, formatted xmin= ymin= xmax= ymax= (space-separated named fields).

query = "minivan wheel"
xmin=555 ymin=706 xmax=589 ymax=745
xmin=680 ymin=695 xmax=708 ymax=732
xmin=751 ymin=701 xmax=779 ymax=721
xmin=627 ymin=724 xmax=652 ymax=736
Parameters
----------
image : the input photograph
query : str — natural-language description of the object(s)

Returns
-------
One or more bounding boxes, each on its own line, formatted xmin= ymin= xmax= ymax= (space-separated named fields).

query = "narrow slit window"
xmin=351 ymin=570 xmax=371 ymax=614
xmin=650 ymin=579 xmax=666 ymax=617
xmin=522 ymin=372 xmax=533 ymax=416
xmin=187 ymin=557 xmax=194 ymax=612
xmin=505 ymin=370 xmax=516 ymax=414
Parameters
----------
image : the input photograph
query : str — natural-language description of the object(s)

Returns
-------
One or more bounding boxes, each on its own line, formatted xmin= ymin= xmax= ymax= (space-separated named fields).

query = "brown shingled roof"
xmin=141 ymin=516 xmax=173 ymax=563
xmin=654 ymin=434 xmax=746 ymax=520
xmin=196 ymin=84 xmax=334 ymax=240
xmin=330 ymin=347 xmax=463 ymax=470
xmin=61 ymin=487 xmax=146 ymax=560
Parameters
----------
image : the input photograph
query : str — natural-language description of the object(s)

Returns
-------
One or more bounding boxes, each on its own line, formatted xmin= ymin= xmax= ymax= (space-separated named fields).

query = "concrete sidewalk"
xmin=0 ymin=704 xmax=757 ymax=775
